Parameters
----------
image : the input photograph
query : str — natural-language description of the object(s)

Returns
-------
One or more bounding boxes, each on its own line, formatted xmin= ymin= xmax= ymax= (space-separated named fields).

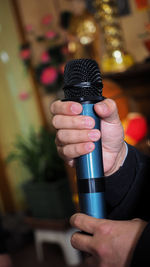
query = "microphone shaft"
xmin=76 ymin=102 xmax=106 ymax=219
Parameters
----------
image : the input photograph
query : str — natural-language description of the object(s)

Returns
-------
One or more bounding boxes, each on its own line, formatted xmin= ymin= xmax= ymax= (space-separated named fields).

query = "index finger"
xmin=70 ymin=213 xmax=101 ymax=235
xmin=50 ymin=100 xmax=82 ymax=115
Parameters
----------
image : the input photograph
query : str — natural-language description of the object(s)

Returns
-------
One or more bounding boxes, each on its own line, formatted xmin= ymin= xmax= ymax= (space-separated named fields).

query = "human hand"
xmin=0 ymin=254 xmax=13 ymax=267
xmin=51 ymin=98 xmax=126 ymax=175
xmin=70 ymin=213 xmax=148 ymax=267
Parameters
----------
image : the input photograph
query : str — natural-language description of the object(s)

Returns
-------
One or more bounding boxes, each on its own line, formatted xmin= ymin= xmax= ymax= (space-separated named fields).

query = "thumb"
xmin=94 ymin=98 xmax=120 ymax=124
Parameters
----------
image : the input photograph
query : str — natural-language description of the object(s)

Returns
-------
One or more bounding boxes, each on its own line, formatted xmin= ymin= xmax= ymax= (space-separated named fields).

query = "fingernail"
xmin=83 ymin=117 xmax=94 ymax=128
xmin=88 ymin=130 xmax=100 ymax=141
xmin=70 ymin=104 xmax=81 ymax=114
xmin=85 ymin=142 xmax=95 ymax=152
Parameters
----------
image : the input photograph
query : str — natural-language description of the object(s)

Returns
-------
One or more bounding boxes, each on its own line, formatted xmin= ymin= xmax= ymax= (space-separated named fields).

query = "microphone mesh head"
xmin=63 ymin=59 xmax=103 ymax=99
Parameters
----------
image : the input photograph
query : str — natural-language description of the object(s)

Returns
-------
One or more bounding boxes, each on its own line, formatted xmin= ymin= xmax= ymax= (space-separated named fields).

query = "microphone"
xmin=63 ymin=59 xmax=106 ymax=219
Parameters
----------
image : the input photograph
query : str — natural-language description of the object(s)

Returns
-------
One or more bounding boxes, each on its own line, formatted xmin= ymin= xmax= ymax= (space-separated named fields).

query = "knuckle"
xmin=50 ymin=102 xmax=55 ymax=114
xmin=96 ymin=222 xmax=111 ymax=235
xmin=62 ymin=145 xmax=69 ymax=158
xmin=72 ymin=214 xmax=80 ymax=227
xmin=108 ymin=98 xmax=117 ymax=112
xmin=70 ymin=116 xmax=80 ymax=128
xmin=96 ymin=242 xmax=108 ymax=258
xmin=69 ymin=116 xmax=76 ymax=128
xmin=56 ymin=130 xmax=63 ymax=142
xmin=68 ymin=130 xmax=79 ymax=142
xmin=70 ymin=213 xmax=81 ymax=228
xmin=70 ymin=233 xmax=77 ymax=248
xmin=74 ymin=144 xmax=82 ymax=157
xmin=52 ymin=116 xmax=57 ymax=128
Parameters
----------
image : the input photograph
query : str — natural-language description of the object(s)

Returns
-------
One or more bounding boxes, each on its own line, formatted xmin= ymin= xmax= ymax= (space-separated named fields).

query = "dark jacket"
xmin=0 ymin=218 xmax=7 ymax=254
xmin=105 ymin=144 xmax=150 ymax=266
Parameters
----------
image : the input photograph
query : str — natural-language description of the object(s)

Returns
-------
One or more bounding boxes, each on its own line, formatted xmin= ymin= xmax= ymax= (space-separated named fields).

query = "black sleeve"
xmin=130 ymin=222 xmax=150 ymax=266
xmin=0 ymin=219 xmax=7 ymax=254
xmin=105 ymin=144 xmax=150 ymax=266
xmin=105 ymin=144 xmax=150 ymax=221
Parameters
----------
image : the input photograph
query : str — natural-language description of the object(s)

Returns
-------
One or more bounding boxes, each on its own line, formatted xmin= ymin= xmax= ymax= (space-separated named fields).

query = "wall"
xmin=0 ymin=0 xmax=43 ymax=211
xmin=120 ymin=0 xmax=149 ymax=62
xmin=16 ymin=0 xmax=150 ymax=64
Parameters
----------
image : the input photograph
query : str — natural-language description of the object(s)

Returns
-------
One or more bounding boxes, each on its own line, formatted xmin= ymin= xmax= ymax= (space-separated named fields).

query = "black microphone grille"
xmin=63 ymin=59 xmax=103 ymax=99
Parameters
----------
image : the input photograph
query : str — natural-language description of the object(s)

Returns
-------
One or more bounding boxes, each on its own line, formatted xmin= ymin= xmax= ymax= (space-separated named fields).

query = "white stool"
xmin=34 ymin=228 xmax=81 ymax=266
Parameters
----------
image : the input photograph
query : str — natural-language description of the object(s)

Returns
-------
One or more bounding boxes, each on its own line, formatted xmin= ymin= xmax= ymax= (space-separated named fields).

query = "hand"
xmin=70 ymin=213 xmax=148 ymax=267
xmin=51 ymin=98 xmax=126 ymax=175
xmin=0 ymin=254 xmax=13 ymax=267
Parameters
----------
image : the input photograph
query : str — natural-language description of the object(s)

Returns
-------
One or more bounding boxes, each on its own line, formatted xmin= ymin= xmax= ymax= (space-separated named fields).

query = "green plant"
xmin=7 ymin=127 xmax=66 ymax=183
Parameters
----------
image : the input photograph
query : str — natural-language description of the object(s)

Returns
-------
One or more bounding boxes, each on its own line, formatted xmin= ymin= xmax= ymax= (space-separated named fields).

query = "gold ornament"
xmin=93 ymin=0 xmax=134 ymax=73
xmin=68 ymin=11 xmax=101 ymax=61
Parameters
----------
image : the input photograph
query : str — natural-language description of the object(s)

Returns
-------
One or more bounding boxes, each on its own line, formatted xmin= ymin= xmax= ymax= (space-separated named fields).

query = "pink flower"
xmin=20 ymin=49 xmax=31 ymax=60
xmin=41 ymin=51 xmax=51 ymax=63
xmin=18 ymin=91 xmax=30 ymax=101
xmin=40 ymin=67 xmax=58 ymax=85
xmin=45 ymin=31 xmax=56 ymax=39
xmin=25 ymin=24 xmax=33 ymax=33
xmin=42 ymin=14 xmax=52 ymax=25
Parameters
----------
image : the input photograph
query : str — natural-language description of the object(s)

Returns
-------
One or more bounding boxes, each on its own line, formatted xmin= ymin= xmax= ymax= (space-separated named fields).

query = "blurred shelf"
xmin=103 ymin=61 xmax=150 ymax=119
xmin=103 ymin=61 xmax=150 ymax=89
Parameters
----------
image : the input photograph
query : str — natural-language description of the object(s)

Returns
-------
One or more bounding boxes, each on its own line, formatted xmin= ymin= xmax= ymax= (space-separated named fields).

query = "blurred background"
xmin=0 ymin=0 xmax=150 ymax=266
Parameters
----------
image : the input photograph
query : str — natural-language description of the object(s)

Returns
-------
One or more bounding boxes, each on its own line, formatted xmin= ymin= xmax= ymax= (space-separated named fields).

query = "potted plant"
xmin=7 ymin=127 xmax=75 ymax=219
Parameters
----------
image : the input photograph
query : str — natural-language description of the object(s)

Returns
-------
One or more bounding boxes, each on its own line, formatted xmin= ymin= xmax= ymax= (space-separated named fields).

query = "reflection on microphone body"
xmin=63 ymin=59 xmax=106 ymax=219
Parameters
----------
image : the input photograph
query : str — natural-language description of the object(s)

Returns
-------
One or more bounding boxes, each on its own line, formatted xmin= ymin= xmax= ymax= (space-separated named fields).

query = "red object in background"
xmin=40 ymin=67 xmax=58 ymax=85
xmin=20 ymin=48 xmax=31 ymax=60
xmin=42 ymin=14 xmax=53 ymax=25
xmin=135 ymin=0 xmax=149 ymax=10
xmin=144 ymin=39 xmax=150 ymax=52
xmin=25 ymin=24 xmax=33 ymax=33
xmin=18 ymin=91 xmax=30 ymax=101
xmin=45 ymin=31 xmax=56 ymax=39
xmin=123 ymin=113 xmax=148 ymax=145
xmin=41 ymin=51 xmax=51 ymax=63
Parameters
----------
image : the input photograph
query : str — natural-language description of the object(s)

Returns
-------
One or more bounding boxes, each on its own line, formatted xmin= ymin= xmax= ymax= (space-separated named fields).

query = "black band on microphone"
xmin=62 ymin=81 xmax=104 ymax=103
xmin=77 ymin=178 xmax=105 ymax=194
xmin=63 ymin=81 xmax=103 ymax=90
xmin=62 ymin=96 xmax=105 ymax=103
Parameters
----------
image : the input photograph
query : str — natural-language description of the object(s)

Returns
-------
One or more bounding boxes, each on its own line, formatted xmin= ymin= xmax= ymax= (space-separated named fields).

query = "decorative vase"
xmin=23 ymin=179 xmax=75 ymax=219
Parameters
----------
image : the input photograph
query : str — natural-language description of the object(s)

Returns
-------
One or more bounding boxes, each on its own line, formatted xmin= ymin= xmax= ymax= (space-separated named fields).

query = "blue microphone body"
xmin=63 ymin=59 xmax=106 ymax=219
xmin=76 ymin=103 xmax=106 ymax=219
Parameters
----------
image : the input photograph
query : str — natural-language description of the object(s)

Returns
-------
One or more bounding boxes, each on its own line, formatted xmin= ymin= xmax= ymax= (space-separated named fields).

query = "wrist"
xmin=105 ymin=142 xmax=127 ymax=176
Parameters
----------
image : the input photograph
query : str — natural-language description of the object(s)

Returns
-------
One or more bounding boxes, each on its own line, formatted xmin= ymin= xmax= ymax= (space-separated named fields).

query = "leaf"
xmin=6 ymin=127 xmax=66 ymax=182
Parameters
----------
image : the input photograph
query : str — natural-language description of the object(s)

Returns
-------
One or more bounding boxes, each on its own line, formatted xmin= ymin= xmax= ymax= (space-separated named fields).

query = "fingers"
xmin=57 ymin=142 xmax=95 ymax=160
xmin=71 ymin=231 xmax=92 ymax=253
xmin=56 ymin=129 xmax=100 ymax=145
xmin=51 ymin=99 xmax=120 ymax=131
xmin=94 ymin=98 xmax=120 ymax=124
xmin=51 ymin=100 xmax=82 ymax=115
xmin=52 ymin=115 xmax=95 ymax=130
xmin=70 ymin=213 xmax=99 ymax=234
xmin=55 ymin=128 xmax=99 ymax=162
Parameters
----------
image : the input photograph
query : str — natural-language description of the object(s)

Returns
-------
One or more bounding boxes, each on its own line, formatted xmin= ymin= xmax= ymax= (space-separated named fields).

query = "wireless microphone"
xmin=63 ymin=59 xmax=106 ymax=219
